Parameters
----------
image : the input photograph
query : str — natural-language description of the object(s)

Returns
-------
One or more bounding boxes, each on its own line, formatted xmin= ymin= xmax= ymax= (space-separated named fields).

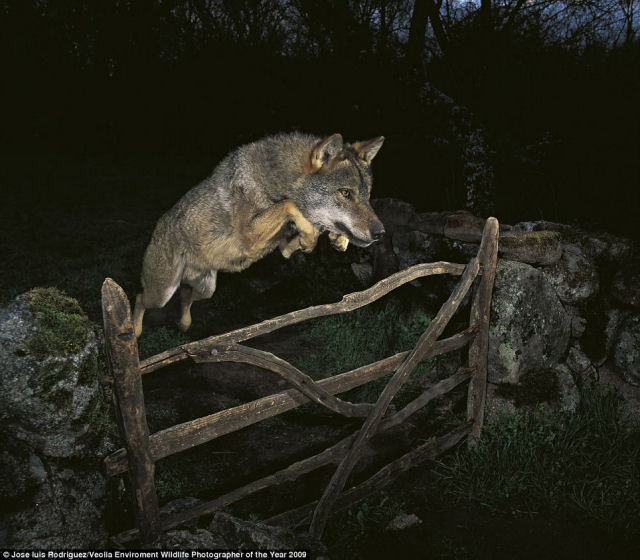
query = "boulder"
xmin=498 ymin=231 xmax=562 ymax=265
xmin=612 ymin=257 xmax=640 ymax=309
xmin=565 ymin=345 xmax=597 ymax=384
xmin=489 ymin=261 xmax=571 ymax=384
xmin=485 ymin=364 xmax=579 ymax=418
xmin=156 ymin=529 xmax=227 ymax=549
xmin=210 ymin=512 xmax=324 ymax=552
xmin=612 ymin=311 xmax=640 ymax=385
xmin=0 ymin=288 xmax=105 ymax=458
xmin=542 ymin=244 xmax=599 ymax=304
xmin=390 ymin=230 xmax=447 ymax=270
xmin=598 ymin=362 xmax=640 ymax=423
xmin=0 ymin=288 xmax=111 ymax=548
xmin=371 ymin=198 xmax=417 ymax=233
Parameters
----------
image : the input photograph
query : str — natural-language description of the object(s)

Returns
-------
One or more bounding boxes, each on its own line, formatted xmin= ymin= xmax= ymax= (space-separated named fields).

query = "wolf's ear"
xmin=309 ymin=133 xmax=344 ymax=172
xmin=352 ymin=136 xmax=385 ymax=164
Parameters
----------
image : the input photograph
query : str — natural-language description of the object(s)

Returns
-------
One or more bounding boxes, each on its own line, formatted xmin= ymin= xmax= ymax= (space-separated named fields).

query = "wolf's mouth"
xmin=332 ymin=221 xmax=376 ymax=248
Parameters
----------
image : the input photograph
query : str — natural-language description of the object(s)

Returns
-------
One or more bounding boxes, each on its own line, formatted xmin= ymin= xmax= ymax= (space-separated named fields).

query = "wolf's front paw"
xmin=329 ymin=233 xmax=349 ymax=252
xmin=299 ymin=225 xmax=320 ymax=253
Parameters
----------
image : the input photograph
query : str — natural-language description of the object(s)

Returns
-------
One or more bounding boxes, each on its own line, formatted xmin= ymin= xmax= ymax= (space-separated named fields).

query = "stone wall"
xmin=364 ymin=199 xmax=640 ymax=420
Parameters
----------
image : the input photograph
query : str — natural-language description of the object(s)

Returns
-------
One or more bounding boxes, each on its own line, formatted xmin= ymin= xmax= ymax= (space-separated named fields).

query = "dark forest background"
xmin=1 ymin=0 xmax=639 ymax=237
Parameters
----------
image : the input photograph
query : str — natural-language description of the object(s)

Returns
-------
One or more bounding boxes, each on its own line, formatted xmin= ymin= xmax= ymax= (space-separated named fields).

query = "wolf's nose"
xmin=371 ymin=227 xmax=386 ymax=240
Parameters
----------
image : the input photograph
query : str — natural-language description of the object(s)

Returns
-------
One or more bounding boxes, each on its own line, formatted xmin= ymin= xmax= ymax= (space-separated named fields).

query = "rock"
xmin=498 ymin=231 xmax=562 ymax=265
xmin=511 ymin=220 xmax=571 ymax=235
xmin=156 ymin=529 xmax=227 ymax=549
xmin=443 ymin=211 xmax=488 ymax=242
xmin=612 ymin=258 xmax=640 ymax=308
xmin=489 ymin=261 xmax=571 ymax=384
xmin=370 ymin=235 xmax=399 ymax=281
xmin=210 ymin=513 xmax=305 ymax=550
xmin=385 ymin=513 xmax=422 ymax=531
xmin=598 ymin=362 xmax=640 ymax=423
xmin=0 ymin=462 xmax=107 ymax=547
xmin=579 ymin=232 xmax=632 ymax=262
xmin=0 ymin=288 xmax=110 ymax=548
xmin=612 ymin=312 xmax=640 ymax=385
xmin=0 ymin=288 xmax=105 ymax=458
xmin=371 ymin=198 xmax=416 ymax=233
xmin=604 ymin=308 xmax=622 ymax=356
xmin=485 ymin=382 xmax=517 ymax=421
xmin=571 ymin=314 xmax=588 ymax=339
xmin=542 ymin=244 xmax=599 ymax=304
xmin=555 ymin=364 xmax=580 ymax=413
xmin=391 ymin=230 xmax=446 ymax=270
xmin=351 ymin=262 xmax=374 ymax=286
xmin=487 ymin=365 xmax=578 ymax=415
xmin=160 ymin=497 xmax=203 ymax=530
xmin=565 ymin=345 xmax=597 ymax=383
xmin=411 ymin=211 xmax=446 ymax=235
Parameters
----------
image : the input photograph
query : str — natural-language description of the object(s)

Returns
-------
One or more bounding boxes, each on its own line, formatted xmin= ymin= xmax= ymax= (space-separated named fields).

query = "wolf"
xmin=133 ymin=132 xmax=386 ymax=337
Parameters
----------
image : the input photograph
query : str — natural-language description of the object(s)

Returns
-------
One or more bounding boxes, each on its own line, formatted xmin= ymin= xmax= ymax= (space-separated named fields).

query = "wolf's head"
xmin=295 ymin=133 xmax=386 ymax=247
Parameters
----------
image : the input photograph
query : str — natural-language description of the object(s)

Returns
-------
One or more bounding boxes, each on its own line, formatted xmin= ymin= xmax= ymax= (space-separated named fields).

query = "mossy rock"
xmin=498 ymin=230 xmax=562 ymax=265
xmin=0 ymin=287 xmax=108 ymax=457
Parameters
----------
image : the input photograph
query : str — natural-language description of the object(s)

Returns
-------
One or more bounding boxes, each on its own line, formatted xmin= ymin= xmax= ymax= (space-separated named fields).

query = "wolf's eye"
xmin=339 ymin=188 xmax=352 ymax=199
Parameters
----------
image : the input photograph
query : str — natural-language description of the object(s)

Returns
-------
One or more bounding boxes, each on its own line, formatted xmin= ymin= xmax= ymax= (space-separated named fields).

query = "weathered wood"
xmin=110 ymin=369 xmax=472 ymax=543
xmin=267 ymin=422 xmax=472 ymax=529
xmin=309 ymin=258 xmax=480 ymax=538
xmin=193 ymin=344 xmax=374 ymax=418
xmin=101 ymin=278 xmax=160 ymax=544
xmin=139 ymin=261 xmax=470 ymax=374
xmin=466 ymin=218 xmax=499 ymax=442
xmin=104 ymin=328 xmax=477 ymax=477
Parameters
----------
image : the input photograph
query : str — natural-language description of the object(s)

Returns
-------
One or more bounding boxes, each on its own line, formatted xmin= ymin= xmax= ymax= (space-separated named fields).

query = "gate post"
xmin=466 ymin=218 xmax=499 ymax=441
xmin=102 ymin=278 xmax=160 ymax=543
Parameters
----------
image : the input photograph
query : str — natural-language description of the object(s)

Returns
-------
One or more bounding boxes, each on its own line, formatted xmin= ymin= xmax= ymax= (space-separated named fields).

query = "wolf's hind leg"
xmin=133 ymin=280 xmax=181 ymax=338
xmin=134 ymin=246 xmax=184 ymax=337
xmin=178 ymin=270 xmax=217 ymax=332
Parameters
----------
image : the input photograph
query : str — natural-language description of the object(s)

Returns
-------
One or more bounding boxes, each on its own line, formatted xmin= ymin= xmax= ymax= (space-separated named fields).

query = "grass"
xmin=434 ymin=384 xmax=640 ymax=536
xmin=294 ymin=300 xmax=433 ymax=403
xmin=137 ymin=326 xmax=192 ymax=360
xmin=324 ymin=495 xmax=406 ymax=557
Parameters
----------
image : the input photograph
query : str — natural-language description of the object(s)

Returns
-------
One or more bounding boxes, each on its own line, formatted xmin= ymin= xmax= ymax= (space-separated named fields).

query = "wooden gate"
xmin=101 ymin=217 xmax=499 ymax=545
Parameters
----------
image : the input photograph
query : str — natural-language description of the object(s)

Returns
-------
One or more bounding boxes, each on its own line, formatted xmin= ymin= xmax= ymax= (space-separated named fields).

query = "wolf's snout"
xmin=370 ymin=224 xmax=386 ymax=241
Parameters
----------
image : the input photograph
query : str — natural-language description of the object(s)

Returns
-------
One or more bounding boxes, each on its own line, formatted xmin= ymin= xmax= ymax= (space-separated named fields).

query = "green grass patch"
xmin=294 ymin=301 xmax=432 ymax=403
xmin=137 ymin=326 xmax=192 ymax=360
xmin=435 ymin=385 xmax=640 ymax=535
xmin=296 ymin=302 xmax=431 ymax=374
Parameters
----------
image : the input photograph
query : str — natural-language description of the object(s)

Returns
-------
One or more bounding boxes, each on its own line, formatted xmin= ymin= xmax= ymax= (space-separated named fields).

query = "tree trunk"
xmin=406 ymin=0 xmax=430 ymax=68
